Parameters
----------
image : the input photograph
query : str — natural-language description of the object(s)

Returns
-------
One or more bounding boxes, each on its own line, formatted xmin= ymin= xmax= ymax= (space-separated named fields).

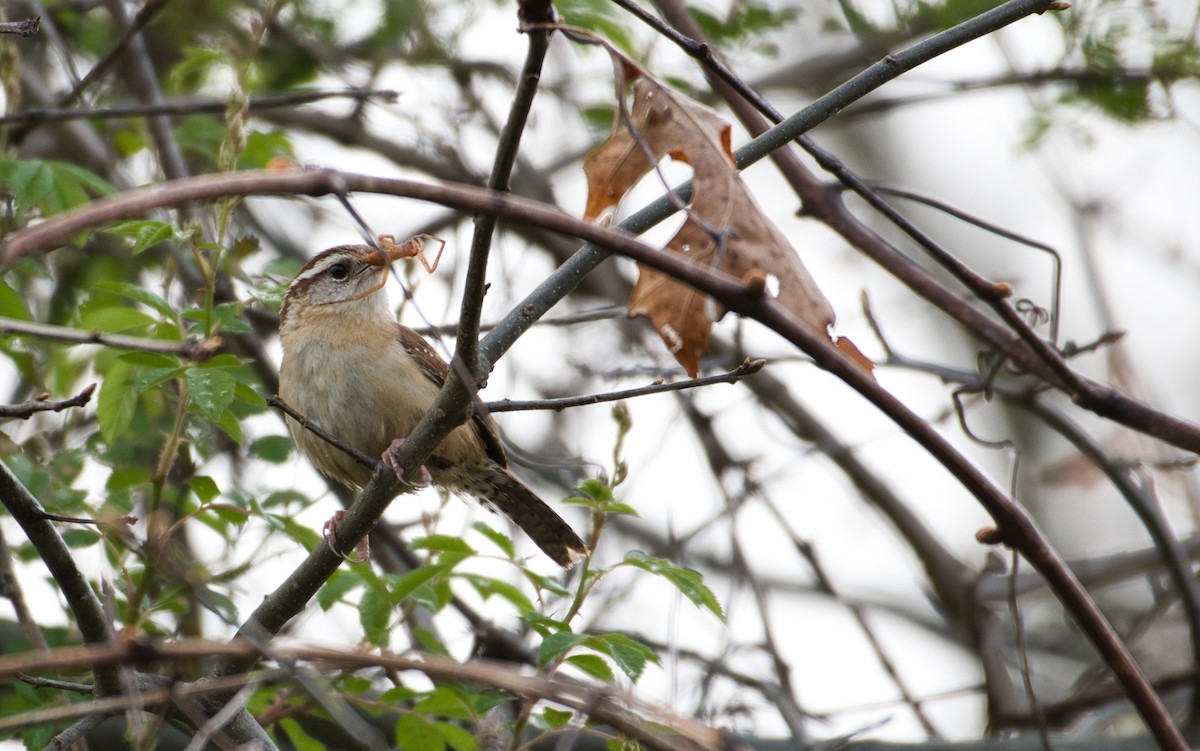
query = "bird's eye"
xmin=328 ymin=263 xmax=349 ymax=280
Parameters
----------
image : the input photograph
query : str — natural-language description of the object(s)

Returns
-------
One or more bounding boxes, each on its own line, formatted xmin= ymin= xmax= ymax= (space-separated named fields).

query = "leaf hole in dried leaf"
xmin=659 ymin=323 xmax=684 ymax=354
xmin=764 ymin=273 xmax=781 ymax=298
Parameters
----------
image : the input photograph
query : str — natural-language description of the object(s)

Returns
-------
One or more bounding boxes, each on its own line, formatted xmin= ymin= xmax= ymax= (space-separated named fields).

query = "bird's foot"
xmin=382 ymin=438 xmax=433 ymax=487
xmin=323 ymin=510 xmax=370 ymax=563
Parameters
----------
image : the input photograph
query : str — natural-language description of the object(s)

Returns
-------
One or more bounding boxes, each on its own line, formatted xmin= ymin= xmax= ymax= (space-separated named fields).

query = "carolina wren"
xmin=277 ymin=244 xmax=587 ymax=568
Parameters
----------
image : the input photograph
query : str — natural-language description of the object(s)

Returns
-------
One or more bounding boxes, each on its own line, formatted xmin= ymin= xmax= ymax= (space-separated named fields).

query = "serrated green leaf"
xmin=472 ymin=521 xmax=515 ymax=558
xmin=592 ymin=633 xmax=658 ymax=683
xmin=10 ymin=160 xmax=54 ymax=210
xmin=104 ymin=220 xmax=187 ymax=254
xmin=360 ymin=584 xmax=391 ymax=645
xmin=211 ymin=408 xmax=243 ymax=443
xmin=623 ymin=551 xmax=724 ymax=620
xmin=185 ymin=367 xmax=236 ymax=422
xmin=566 ymin=654 xmax=616 ymax=683
xmin=130 ymin=365 xmax=186 ymax=396
xmin=538 ymin=630 xmax=587 ymax=664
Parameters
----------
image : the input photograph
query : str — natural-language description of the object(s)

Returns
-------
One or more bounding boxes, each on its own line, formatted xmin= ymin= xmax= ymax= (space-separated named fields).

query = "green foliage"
xmin=0 ymin=160 xmax=114 ymax=223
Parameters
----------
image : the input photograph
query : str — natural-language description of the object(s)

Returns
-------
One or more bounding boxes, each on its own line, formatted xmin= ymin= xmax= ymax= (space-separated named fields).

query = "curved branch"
xmin=0 ymin=169 xmax=1189 ymax=747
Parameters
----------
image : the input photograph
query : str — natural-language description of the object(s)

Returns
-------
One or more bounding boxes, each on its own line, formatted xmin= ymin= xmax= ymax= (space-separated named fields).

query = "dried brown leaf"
xmin=584 ymin=69 xmax=867 ymax=377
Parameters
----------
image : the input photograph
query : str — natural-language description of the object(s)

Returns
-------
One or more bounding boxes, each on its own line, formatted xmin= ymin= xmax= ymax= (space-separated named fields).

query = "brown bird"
xmin=277 ymin=243 xmax=587 ymax=567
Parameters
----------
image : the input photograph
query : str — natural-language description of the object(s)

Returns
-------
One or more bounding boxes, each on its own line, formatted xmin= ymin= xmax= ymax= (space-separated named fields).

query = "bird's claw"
xmin=323 ymin=510 xmax=370 ymax=563
xmin=383 ymin=437 xmax=433 ymax=487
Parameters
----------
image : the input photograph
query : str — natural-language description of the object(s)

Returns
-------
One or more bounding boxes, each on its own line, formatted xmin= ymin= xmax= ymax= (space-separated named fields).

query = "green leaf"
xmin=472 ymin=521 xmax=515 ymax=558
xmin=318 ymin=570 xmax=362 ymax=611
xmin=592 ymin=633 xmax=658 ymax=683
xmin=566 ymin=653 xmax=616 ymax=683
xmin=395 ymin=714 xmax=445 ymax=751
xmin=104 ymin=219 xmax=188 ymax=254
xmin=436 ymin=721 xmax=479 ymax=751
xmin=524 ymin=570 xmax=572 ymax=597
xmin=188 ymin=475 xmax=220 ymax=503
xmin=359 ymin=584 xmax=391 ymax=646
xmin=411 ymin=534 xmax=475 ymax=555
xmin=249 ymin=435 xmax=293 ymax=463
xmin=97 ymin=358 xmax=139 ymax=443
xmin=79 ymin=305 xmax=157 ymax=334
xmin=93 ymin=281 xmax=177 ymax=318
xmin=62 ymin=529 xmax=100 ymax=548
xmin=459 ymin=573 xmax=534 ymax=614
xmin=415 ymin=686 xmax=474 ymax=719
xmin=390 ymin=564 xmax=448 ymax=604
xmin=278 ymin=717 xmax=325 ymax=751
xmin=412 ymin=626 xmax=450 ymax=656
xmin=623 ymin=551 xmax=725 ymax=620
xmin=0 ymin=281 xmax=31 ymax=320
xmin=211 ymin=408 xmax=244 ymax=443
xmin=538 ymin=630 xmax=587 ymax=664
xmin=542 ymin=707 xmax=574 ymax=728
xmin=9 ymin=160 xmax=54 ymax=211
xmin=185 ymin=367 xmax=236 ymax=422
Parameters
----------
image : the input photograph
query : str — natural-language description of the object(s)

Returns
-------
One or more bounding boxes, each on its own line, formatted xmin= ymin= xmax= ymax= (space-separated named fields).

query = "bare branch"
xmin=0 ymin=88 xmax=399 ymax=127
xmin=0 ymin=384 xmax=96 ymax=421
xmin=0 ymin=17 xmax=39 ymax=37
xmin=483 ymin=358 xmax=765 ymax=413
xmin=0 ymin=317 xmax=222 ymax=361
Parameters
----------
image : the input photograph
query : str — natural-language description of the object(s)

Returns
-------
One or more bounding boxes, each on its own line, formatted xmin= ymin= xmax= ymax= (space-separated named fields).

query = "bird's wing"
xmin=395 ymin=324 xmax=509 ymax=469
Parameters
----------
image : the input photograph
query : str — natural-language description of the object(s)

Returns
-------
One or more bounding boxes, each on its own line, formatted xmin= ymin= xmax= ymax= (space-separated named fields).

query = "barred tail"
xmin=469 ymin=468 xmax=588 ymax=568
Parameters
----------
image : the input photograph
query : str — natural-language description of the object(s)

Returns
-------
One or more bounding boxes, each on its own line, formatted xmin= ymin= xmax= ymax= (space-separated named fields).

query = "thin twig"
xmin=266 ymin=396 xmax=379 ymax=473
xmin=0 ymin=317 xmax=222 ymax=361
xmin=483 ymin=358 xmax=765 ymax=413
xmin=0 ymin=88 xmax=399 ymax=127
xmin=0 ymin=384 xmax=96 ymax=420
xmin=58 ymin=0 xmax=172 ymax=109
xmin=0 ymin=18 xmax=39 ymax=36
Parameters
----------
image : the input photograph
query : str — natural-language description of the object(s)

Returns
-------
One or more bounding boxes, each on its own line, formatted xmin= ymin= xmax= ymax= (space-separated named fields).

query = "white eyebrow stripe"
xmin=294 ymin=254 xmax=349 ymax=283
